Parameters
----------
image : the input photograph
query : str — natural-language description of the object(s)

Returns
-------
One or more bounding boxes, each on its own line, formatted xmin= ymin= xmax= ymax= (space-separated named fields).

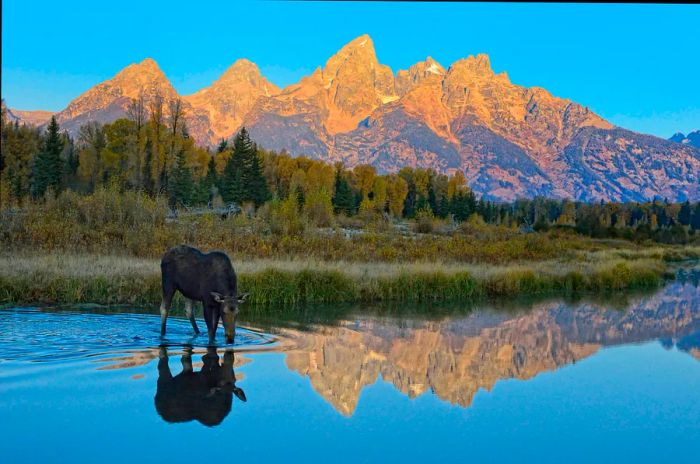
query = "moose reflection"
xmin=155 ymin=346 xmax=246 ymax=427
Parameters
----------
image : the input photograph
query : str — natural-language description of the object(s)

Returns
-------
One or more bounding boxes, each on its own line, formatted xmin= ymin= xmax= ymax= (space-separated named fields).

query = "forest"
xmin=2 ymin=97 xmax=700 ymax=247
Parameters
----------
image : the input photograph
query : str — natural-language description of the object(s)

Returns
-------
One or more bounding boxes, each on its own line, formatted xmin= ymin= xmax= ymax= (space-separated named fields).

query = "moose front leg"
xmin=208 ymin=312 xmax=219 ymax=344
xmin=181 ymin=347 xmax=193 ymax=374
xmin=185 ymin=299 xmax=200 ymax=335
xmin=157 ymin=347 xmax=172 ymax=379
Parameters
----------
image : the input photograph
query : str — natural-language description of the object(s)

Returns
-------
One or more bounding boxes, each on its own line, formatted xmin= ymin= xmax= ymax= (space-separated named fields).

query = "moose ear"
xmin=233 ymin=386 xmax=247 ymax=402
xmin=210 ymin=292 xmax=224 ymax=303
xmin=237 ymin=293 xmax=250 ymax=304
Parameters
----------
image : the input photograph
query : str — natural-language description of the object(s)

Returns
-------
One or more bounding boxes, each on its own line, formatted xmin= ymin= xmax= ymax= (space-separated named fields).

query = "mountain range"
xmin=670 ymin=130 xmax=700 ymax=149
xmin=7 ymin=34 xmax=700 ymax=202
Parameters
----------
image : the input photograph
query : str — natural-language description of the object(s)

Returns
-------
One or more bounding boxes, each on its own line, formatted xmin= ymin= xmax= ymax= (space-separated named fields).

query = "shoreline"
xmin=0 ymin=252 xmax=671 ymax=308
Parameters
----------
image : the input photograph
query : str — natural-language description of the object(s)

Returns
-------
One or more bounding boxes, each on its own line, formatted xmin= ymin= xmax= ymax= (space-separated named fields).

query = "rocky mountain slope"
xmin=36 ymin=35 xmax=700 ymax=202
xmin=183 ymin=59 xmax=279 ymax=143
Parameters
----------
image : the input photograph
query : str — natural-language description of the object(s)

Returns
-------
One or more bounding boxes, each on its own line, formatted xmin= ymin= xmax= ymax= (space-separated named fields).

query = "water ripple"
xmin=0 ymin=307 xmax=278 ymax=363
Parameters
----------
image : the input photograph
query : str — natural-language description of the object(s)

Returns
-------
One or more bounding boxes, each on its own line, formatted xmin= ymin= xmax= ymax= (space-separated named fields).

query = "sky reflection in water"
xmin=1 ymin=277 xmax=700 ymax=463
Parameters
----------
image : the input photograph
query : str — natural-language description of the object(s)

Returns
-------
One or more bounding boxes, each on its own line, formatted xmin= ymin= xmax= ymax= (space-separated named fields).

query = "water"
xmin=2 ymin=276 xmax=700 ymax=463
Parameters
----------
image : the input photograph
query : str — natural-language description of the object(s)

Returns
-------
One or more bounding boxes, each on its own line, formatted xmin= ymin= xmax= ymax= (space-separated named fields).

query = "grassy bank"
xmin=3 ymin=190 xmax=697 ymax=309
xmin=0 ymin=252 xmax=670 ymax=309
xmin=0 ymin=187 xmax=675 ymax=264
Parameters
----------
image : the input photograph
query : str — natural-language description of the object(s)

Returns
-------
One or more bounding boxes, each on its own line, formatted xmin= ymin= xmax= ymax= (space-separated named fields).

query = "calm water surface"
xmin=2 ymin=272 xmax=700 ymax=463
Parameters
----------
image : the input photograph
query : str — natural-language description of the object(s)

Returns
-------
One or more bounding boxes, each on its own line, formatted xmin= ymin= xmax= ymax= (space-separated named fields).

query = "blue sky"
xmin=2 ymin=1 xmax=698 ymax=138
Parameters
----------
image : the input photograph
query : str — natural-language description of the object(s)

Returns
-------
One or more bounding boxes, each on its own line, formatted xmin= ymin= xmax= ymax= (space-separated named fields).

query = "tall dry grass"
xmin=0 ymin=252 xmax=668 ymax=308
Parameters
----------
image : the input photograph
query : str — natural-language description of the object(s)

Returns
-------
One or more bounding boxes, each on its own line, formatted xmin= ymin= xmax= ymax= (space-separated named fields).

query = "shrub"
xmin=413 ymin=208 xmax=435 ymax=234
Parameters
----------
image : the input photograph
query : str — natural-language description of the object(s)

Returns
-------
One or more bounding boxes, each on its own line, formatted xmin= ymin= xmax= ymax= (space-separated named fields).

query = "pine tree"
xmin=220 ymin=148 xmax=244 ymax=205
xmin=427 ymin=183 xmax=438 ymax=215
xmin=219 ymin=127 xmax=269 ymax=206
xmin=198 ymin=155 xmax=219 ymax=205
xmin=142 ymin=136 xmax=155 ymax=194
xmin=679 ymin=201 xmax=692 ymax=226
xmin=691 ymin=203 xmax=700 ymax=231
xmin=63 ymin=135 xmax=79 ymax=176
xmin=247 ymin=142 xmax=270 ymax=206
xmin=296 ymin=185 xmax=306 ymax=207
xmin=31 ymin=116 xmax=64 ymax=198
xmin=403 ymin=183 xmax=417 ymax=218
xmin=332 ymin=169 xmax=355 ymax=214
xmin=438 ymin=195 xmax=450 ymax=219
xmin=168 ymin=147 xmax=194 ymax=207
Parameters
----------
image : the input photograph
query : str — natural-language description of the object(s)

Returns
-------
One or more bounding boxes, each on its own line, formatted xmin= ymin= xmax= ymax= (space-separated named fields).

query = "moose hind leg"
xmin=185 ymin=299 xmax=200 ymax=334
xmin=160 ymin=288 xmax=175 ymax=336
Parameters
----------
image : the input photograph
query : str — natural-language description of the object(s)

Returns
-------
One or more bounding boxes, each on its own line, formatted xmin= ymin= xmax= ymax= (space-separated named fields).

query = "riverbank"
xmin=0 ymin=251 xmax=676 ymax=308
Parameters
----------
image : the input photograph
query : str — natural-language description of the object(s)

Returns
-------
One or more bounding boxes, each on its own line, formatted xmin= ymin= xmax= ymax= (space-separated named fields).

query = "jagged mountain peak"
xmin=322 ymin=34 xmax=381 ymax=81
xmin=219 ymin=58 xmax=268 ymax=82
xmin=670 ymin=130 xmax=700 ymax=148
xmin=336 ymin=34 xmax=374 ymax=54
xmin=448 ymin=53 xmax=494 ymax=78
xmin=396 ymin=56 xmax=446 ymax=96
xmin=310 ymin=34 xmax=397 ymax=133
xmin=112 ymin=57 xmax=169 ymax=87
xmin=423 ymin=56 xmax=445 ymax=73
xmin=184 ymin=58 xmax=280 ymax=141
xmin=55 ymin=56 xmax=178 ymax=133
xmin=193 ymin=58 xmax=279 ymax=97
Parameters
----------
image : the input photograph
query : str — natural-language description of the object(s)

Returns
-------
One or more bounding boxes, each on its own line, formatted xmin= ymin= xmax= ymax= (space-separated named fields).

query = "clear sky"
xmin=2 ymin=1 xmax=698 ymax=138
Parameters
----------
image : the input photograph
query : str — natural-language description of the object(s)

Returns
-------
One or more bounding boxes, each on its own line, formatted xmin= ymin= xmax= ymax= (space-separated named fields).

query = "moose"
xmin=160 ymin=245 xmax=248 ymax=344
xmin=155 ymin=346 xmax=246 ymax=427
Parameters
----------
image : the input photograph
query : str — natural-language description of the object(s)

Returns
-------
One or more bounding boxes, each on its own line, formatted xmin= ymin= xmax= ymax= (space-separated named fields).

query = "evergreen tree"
xmin=296 ymin=185 xmax=306 ymax=207
xmin=438 ymin=195 xmax=450 ymax=219
xmin=247 ymin=141 xmax=270 ymax=206
xmin=198 ymin=155 xmax=219 ymax=205
xmin=142 ymin=136 xmax=155 ymax=194
xmin=332 ymin=169 xmax=355 ymax=214
xmin=31 ymin=116 xmax=64 ymax=198
xmin=679 ymin=201 xmax=692 ymax=226
xmin=691 ymin=203 xmax=700 ymax=231
xmin=159 ymin=164 xmax=168 ymax=195
xmin=220 ymin=147 xmax=244 ymax=205
xmin=403 ymin=183 xmax=417 ymax=218
xmin=63 ymin=135 xmax=79 ymax=177
xmin=427 ymin=183 xmax=438 ymax=216
xmin=216 ymin=138 xmax=228 ymax=153
xmin=219 ymin=127 xmax=269 ymax=206
xmin=414 ymin=192 xmax=428 ymax=216
xmin=168 ymin=147 xmax=194 ymax=207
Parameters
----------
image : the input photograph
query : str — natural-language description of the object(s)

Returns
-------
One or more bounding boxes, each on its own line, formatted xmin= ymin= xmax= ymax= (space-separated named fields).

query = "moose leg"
xmin=185 ymin=299 xmax=200 ymax=334
xmin=208 ymin=312 xmax=219 ymax=344
xmin=157 ymin=347 xmax=172 ymax=379
xmin=181 ymin=347 xmax=193 ymax=374
xmin=160 ymin=286 xmax=175 ymax=336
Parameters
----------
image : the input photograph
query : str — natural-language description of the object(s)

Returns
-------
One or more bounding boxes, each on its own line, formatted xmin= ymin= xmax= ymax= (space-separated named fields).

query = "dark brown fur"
xmin=155 ymin=347 xmax=246 ymax=427
xmin=160 ymin=245 xmax=247 ymax=343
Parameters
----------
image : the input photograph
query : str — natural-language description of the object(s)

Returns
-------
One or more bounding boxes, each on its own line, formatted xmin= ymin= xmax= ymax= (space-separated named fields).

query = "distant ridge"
xmin=670 ymin=130 xmax=700 ymax=149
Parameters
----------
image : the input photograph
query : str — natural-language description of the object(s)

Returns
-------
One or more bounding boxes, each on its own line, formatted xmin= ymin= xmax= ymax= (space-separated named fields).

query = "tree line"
xmin=2 ymin=99 xmax=700 ymax=244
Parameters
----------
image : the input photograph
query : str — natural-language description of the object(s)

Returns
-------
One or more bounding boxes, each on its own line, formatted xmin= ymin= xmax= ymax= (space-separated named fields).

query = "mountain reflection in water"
xmin=274 ymin=279 xmax=700 ymax=416
xmin=94 ymin=277 xmax=700 ymax=419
